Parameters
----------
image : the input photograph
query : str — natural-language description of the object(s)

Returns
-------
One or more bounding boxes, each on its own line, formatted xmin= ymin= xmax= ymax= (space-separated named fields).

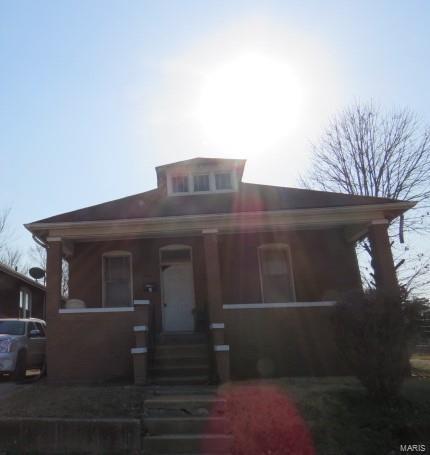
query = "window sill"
xmin=59 ymin=307 xmax=135 ymax=314
xmin=223 ymin=301 xmax=336 ymax=309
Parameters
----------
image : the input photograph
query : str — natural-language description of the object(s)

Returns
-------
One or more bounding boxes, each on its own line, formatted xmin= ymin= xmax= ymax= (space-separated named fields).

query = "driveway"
xmin=0 ymin=376 xmax=19 ymax=399
xmin=0 ymin=370 xmax=42 ymax=399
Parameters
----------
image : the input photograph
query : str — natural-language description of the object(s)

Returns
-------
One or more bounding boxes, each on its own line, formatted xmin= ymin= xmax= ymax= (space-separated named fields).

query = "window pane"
xmin=172 ymin=176 xmax=189 ymax=193
xmin=193 ymin=174 xmax=210 ymax=192
xmin=260 ymin=246 xmax=294 ymax=303
xmin=19 ymin=289 xmax=31 ymax=318
xmin=28 ymin=322 xmax=37 ymax=333
xmin=105 ymin=282 xmax=131 ymax=307
xmin=215 ymin=173 xmax=232 ymax=190
xmin=36 ymin=323 xmax=46 ymax=337
xmin=261 ymin=249 xmax=289 ymax=275
xmin=105 ymin=256 xmax=130 ymax=281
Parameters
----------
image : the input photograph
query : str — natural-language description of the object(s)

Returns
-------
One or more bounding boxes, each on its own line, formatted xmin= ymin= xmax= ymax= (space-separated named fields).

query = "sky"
xmin=1 ymin=0 xmax=430 ymax=267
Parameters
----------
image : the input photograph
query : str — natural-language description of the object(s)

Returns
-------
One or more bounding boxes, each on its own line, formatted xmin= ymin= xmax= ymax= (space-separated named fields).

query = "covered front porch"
xmin=35 ymin=205 xmax=400 ymax=384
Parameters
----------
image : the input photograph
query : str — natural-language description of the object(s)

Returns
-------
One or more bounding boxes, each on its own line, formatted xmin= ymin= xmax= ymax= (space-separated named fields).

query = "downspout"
xmin=32 ymin=234 xmax=48 ymax=249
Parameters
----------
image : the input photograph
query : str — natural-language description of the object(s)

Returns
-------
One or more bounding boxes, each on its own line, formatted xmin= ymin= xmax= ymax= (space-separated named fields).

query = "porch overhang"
xmin=25 ymin=201 xmax=414 ymax=244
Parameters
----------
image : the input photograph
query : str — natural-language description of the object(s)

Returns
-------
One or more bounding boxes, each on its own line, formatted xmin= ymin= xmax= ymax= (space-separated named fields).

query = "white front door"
xmin=161 ymin=261 xmax=195 ymax=331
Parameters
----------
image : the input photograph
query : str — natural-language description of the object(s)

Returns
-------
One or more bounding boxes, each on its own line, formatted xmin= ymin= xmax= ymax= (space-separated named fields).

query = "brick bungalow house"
xmin=25 ymin=158 xmax=413 ymax=384
xmin=0 ymin=262 xmax=45 ymax=320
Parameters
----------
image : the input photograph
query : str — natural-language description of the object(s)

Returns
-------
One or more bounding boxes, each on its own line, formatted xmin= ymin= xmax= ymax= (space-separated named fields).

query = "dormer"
xmin=155 ymin=158 xmax=246 ymax=196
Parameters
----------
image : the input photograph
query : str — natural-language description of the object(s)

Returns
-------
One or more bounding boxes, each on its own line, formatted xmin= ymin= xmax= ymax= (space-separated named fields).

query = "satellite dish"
xmin=29 ymin=267 xmax=45 ymax=280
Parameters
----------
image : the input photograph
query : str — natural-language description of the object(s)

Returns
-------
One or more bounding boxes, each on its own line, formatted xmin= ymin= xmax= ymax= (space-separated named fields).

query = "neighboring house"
xmin=25 ymin=158 xmax=413 ymax=384
xmin=0 ymin=262 xmax=45 ymax=320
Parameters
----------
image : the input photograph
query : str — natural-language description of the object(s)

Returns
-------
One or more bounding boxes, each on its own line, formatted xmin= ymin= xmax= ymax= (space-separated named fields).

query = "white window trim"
xmin=19 ymin=287 xmax=32 ymax=318
xmin=102 ymin=250 xmax=133 ymax=308
xmin=166 ymin=168 xmax=237 ymax=196
xmin=257 ymin=243 xmax=296 ymax=303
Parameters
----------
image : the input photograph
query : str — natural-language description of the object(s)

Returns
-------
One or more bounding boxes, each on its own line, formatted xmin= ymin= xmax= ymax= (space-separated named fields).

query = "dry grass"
xmin=411 ymin=353 xmax=430 ymax=378
xmin=0 ymin=379 xmax=144 ymax=418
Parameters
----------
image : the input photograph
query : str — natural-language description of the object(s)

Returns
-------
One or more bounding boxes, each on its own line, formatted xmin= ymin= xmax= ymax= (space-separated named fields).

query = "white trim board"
xmin=134 ymin=300 xmax=150 ymax=305
xmin=133 ymin=325 xmax=148 ymax=332
xmin=131 ymin=347 xmax=147 ymax=354
xmin=223 ymin=301 xmax=336 ymax=310
xmin=26 ymin=201 xmax=414 ymax=241
xmin=59 ymin=307 xmax=135 ymax=314
xmin=209 ymin=323 xmax=225 ymax=329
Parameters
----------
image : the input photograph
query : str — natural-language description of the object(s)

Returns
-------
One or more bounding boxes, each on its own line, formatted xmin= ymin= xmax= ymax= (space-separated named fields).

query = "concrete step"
xmin=154 ymin=344 xmax=208 ymax=357
xmin=145 ymin=395 xmax=225 ymax=414
xmin=151 ymin=375 xmax=210 ymax=386
xmin=156 ymin=332 xmax=208 ymax=345
xmin=144 ymin=416 xmax=229 ymax=435
xmin=150 ymin=365 xmax=209 ymax=378
xmin=144 ymin=385 xmax=218 ymax=396
xmin=152 ymin=356 xmax=209 ymax=368
xmin=143 ymin=434 xmax=233 ymax=454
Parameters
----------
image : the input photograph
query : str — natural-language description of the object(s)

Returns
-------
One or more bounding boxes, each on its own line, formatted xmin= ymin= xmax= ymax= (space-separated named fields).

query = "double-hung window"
xmin=193 ymin=174 xmax=210 ymax=192
xmin=258 ymin=244 xmax=295 ymax=303
xmin=171 ymin=175 xmax=189 ymax=193
xmin=103 ymin=252 xmax=133 ymax=307
xmin=215 ymin=172 xmax=233 ymax=190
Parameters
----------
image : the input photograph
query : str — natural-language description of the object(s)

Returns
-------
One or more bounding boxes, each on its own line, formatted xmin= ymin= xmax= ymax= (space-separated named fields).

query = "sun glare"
xmin=195 ymin=53 xmax=305 ymax=154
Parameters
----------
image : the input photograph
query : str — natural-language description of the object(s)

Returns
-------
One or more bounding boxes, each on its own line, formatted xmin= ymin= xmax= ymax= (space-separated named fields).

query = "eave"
xmin=25 ymin=201 xmax=415 ymax=243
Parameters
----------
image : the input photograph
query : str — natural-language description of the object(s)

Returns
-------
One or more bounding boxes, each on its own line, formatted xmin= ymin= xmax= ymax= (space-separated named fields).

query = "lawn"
xmin=0 ymin=358 xmax=429 ymax=454
xmin=411 ymin=353 xmax=430 ymax=378
xmin=0 ymin=380 xmax=144 ymax=418
xmin=220 ymin=372 xmax=430 ymax=454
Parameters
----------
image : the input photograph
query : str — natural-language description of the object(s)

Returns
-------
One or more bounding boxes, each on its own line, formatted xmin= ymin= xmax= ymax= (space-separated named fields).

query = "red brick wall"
xmin=224 ymin=306 xmax=349 ymax=378
xmin=55 ymin=228 xmax=360 ymax=382
xmin=0 ymin=272 xmax=45 ymax=319
xmin=219 ymin=229 xmax=361 ymax=304
xmin=68 ymin=237 xmax=208 ymax=332
xmin=47 ymin=311 xmax=136 ymax=383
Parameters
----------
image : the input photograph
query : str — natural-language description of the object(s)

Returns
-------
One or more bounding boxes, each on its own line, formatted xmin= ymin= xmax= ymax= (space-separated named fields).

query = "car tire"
xmin=12 ymin=350 xmax=27 ymax=382
xmin=40 ymin=359 xmax=47 ymax=377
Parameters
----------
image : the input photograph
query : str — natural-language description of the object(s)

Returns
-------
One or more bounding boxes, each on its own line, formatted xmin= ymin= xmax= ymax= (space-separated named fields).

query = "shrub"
xmin=332 ymin=289 xmax=424 ymax=401
xmin=205 ymin=385 xmax=315 ymax=455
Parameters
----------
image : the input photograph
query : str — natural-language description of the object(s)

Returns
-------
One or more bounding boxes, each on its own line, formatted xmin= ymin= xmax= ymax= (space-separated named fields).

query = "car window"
xmin=35 ymin=323 xmax=46 ymax=337
xmin=27 ymin=322 xmax=39 ymax=337
xmin=0 ymin=320 xmax=26 ymax=335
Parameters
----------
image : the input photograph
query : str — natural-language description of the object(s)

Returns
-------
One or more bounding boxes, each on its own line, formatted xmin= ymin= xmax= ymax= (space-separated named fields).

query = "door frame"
xmin=159 ymin=244 xmax=196 ymax=332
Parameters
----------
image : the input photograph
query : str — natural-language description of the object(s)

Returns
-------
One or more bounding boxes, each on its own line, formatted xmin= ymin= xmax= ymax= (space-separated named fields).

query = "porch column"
xmin=368 ymin=220 xmax=399 ymax=294
xmin=46 ymin=237 xmax=63 ymax=321
xmin=202 ymin=229 xmax=230 ymax=383
xmin=132 ymin=300 xmax=150 ymax=385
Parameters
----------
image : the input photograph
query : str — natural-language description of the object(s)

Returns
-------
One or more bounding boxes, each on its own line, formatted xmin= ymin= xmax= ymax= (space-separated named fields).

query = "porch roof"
xmin=28 ymin=182 xmax=411 ymax=225
xmin=25 ymin=182 xmax=415 ymax=244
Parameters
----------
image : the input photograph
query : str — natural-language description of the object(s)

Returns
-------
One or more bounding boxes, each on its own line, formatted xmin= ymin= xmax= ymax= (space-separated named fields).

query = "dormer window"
xmin=215 ymin=172 xmax=233 ymax=190
xmin=169 ymin=170 xmax=235 ymax=195
xmin=171 ymin=175 xmax=189 ymax=193
xmin=157 ymin=158 xmax=245 ymax=196
xmin=193 ymin=174 xmax=210 ymax=192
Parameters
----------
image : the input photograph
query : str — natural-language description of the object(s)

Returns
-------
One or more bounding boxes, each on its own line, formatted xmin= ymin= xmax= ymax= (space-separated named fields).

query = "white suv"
xmin=0 ymin=318 xmax=47 ymax=381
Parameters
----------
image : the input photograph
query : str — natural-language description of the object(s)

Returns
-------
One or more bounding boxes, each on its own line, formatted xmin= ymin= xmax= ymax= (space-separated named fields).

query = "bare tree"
xmin=0 ymin=208 xmax=23 ymax=271
xmin=303 ymin=102 xmax=430 ymax=294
